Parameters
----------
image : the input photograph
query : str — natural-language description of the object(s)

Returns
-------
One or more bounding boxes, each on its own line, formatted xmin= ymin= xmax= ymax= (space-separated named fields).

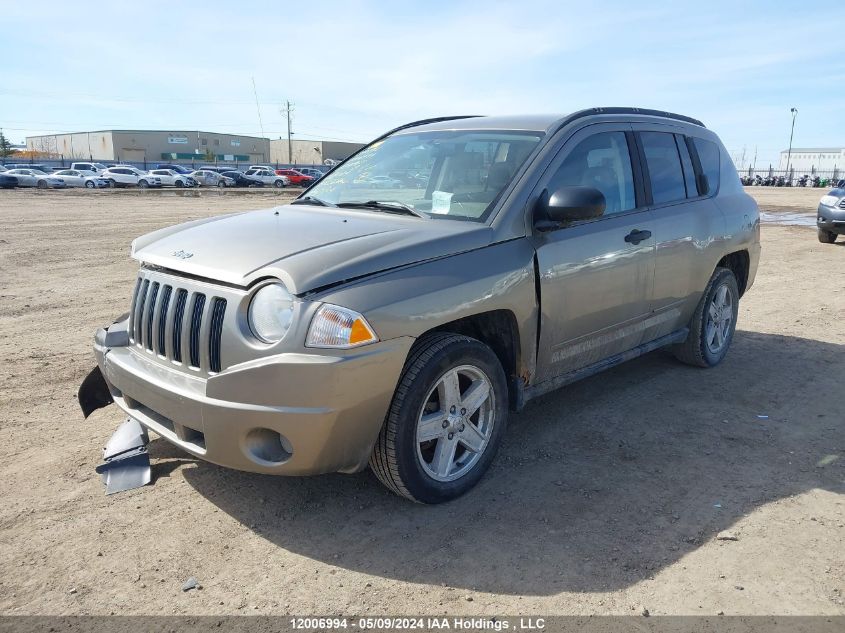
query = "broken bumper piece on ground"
xmin=95 ymin=418 xmax=151 ymax=495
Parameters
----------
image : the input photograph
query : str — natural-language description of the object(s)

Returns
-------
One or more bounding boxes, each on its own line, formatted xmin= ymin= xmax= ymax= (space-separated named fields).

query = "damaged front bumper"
xmin=79 ymin=316 xmax=412 ymax=476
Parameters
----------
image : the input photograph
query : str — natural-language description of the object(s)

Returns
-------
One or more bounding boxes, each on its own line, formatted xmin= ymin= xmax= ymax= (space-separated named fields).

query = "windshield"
xmin=305 ymin=129 xmax=543 ymax=222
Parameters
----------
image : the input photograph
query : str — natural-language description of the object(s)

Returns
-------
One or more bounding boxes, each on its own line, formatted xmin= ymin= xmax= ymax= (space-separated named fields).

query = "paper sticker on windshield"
xmin=431 ymin=190 xmax=453 ymax=214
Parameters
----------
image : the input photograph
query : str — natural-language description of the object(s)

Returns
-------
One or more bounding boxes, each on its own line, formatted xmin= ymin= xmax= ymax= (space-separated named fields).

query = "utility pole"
xmin=282 ymin=100 xmax=295 ymax=165
xmin=785 ymin=107 xmax=798 ymax=182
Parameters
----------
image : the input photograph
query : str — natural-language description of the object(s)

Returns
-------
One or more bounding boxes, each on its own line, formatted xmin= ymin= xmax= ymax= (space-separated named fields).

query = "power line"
xmin=251 ymin=77 xmax=265 ymax=139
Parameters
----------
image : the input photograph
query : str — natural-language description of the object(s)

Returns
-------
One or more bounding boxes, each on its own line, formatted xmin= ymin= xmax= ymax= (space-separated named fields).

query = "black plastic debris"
xmin=95 ymin=418 xmax=151 ymax=495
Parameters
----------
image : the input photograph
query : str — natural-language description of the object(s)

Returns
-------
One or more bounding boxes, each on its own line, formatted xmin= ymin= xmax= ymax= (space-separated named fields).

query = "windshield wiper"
xmin=336 ymin=200 xmax=425 ymax=217
xmin=291 ymin=196 xmax=337 ymax=207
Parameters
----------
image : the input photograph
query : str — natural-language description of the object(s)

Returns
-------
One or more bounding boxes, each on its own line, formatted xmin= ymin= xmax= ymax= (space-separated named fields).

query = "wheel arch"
xmin=419 ymin=309 xmax=521 ymax=411
xmin=716 ymin=249 xmax=750 ymax=297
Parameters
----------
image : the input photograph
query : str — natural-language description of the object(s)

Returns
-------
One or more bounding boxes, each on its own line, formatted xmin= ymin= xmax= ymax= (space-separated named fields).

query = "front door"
xmin=533 ymin=125 xmax=656 ymax=382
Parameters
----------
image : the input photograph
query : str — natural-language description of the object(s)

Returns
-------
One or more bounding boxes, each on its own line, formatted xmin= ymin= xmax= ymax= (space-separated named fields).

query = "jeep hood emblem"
xmin=172 ymin=250 xmax=194 ymax=259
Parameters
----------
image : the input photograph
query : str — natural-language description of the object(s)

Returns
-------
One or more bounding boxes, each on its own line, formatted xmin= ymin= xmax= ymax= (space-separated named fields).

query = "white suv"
xmin=149 ymin=169 xmax=197 ymax=188
xmin=244 ymin=168 xmax=289 ymax=188
xmin=71 ymin=162 xmax=108 ymax=174
xmin=101 ymin=167 xmax=162 ymax=188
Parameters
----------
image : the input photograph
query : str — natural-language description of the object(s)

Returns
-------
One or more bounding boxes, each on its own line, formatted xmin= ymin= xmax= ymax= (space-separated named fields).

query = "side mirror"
xmin=536 ymin=186 xmax=605 ymax=228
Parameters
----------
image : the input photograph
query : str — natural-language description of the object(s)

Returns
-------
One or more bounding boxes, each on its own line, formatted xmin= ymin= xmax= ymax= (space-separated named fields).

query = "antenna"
xmin=251 ymin=76 xmax=265 ymax=138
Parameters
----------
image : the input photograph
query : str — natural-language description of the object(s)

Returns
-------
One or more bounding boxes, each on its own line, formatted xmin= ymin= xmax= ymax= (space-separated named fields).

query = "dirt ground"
xmin=0 ymin=187 xmax=842 ymax=617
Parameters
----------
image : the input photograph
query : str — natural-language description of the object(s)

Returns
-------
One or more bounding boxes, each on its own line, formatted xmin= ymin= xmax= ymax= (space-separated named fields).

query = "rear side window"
xmin=674 ymin=135 xmax=698 ymax=197
xmin=640 ymin=132 xmax=686 ymax=205
xmin=692 ymin=137 xmax=720 ymax=195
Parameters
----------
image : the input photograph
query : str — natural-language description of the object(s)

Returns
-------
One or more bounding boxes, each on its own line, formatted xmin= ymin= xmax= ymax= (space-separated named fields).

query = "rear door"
xmin=633 ymin=126 xmax=727 ymax=341
xmin=533 ymin=123 xmax=657 ymax=381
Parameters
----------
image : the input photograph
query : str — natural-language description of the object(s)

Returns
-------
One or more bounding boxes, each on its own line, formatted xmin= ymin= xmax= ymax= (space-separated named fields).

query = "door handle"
xmin=624 ymin=229 xmax=652 ymax=245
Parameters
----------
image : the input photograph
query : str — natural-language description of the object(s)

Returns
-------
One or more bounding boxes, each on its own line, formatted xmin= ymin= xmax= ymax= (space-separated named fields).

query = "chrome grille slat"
xmin=188 ymin=294 xmax=206 ymax=369
xmin=209 ymin=298 xmax=227 ymax=373
xmin=128 ymin=273 xmax=228 ymax=374
xmin=144 ymin=282 xmax=160 ymax=351
xmin=172 ymin=289 xmax=188 ymax=363
xmin=127 ymin=278 xmax=142 ymax=342
xmin=156 ymin=285 xmax=172 ymax=355
xmin=134 ymin=279 xmax=150 ymax=344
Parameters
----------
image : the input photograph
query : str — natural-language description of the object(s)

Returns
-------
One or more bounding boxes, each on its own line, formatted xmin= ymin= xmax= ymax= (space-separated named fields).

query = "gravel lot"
xmin=0 ymin=187 xmax=842 ymax=616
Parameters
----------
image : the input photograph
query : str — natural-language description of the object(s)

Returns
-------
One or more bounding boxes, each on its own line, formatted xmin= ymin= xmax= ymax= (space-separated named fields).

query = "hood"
xmin=131 ymin=204 xmax=492 ymax=294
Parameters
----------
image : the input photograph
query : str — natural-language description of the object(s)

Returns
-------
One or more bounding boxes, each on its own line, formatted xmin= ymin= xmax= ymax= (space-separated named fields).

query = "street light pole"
xmin=785 ymin=107 xmax=797 ymax=183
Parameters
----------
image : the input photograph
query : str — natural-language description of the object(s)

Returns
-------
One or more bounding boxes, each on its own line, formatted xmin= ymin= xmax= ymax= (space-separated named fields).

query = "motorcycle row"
xmin=740 ymin=174 xmax=845 ymax=188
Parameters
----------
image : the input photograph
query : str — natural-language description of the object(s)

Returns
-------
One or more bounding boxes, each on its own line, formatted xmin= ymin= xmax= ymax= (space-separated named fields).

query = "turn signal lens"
xmin=306 ymin=304 xmax=379 ymax=349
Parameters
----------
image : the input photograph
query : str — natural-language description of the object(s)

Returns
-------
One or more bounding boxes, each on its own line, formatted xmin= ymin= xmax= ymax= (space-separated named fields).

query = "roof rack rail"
xmin=373 ymin=115 xmax=483 ymax=141
xmin=559 ymin=107 xmax=705 ymax=129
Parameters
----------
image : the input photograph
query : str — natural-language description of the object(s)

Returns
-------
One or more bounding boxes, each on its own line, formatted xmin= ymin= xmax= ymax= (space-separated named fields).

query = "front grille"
xmin=128 ymin=273 xmax=227 ymax=373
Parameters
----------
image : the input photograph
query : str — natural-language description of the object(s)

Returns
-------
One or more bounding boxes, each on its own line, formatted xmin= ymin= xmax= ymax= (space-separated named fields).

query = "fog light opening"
xmin=244 ymin=428 xmax=293 ymax=465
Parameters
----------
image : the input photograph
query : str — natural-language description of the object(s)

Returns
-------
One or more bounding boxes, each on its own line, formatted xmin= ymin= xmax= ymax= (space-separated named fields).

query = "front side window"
xmin=641 ymin=131 xmax=686 ymax=205
xmin=305 ymin=129 xmax=544 ymax=222
xmin=547 ymin=131 xmax=636 ymax=215
xmin=692 ymin=137 xmax=720 ymax=195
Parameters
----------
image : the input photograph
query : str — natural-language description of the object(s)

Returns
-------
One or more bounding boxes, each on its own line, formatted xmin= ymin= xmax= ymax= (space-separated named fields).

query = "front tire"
xmin=37 ymin=180 xmax=47 ymax=189
xmin=84 ymin=180 xmax=95 ymax=189
xmin=175 ymin=180 xmax=184 ymax=188
xmin=370 ymin=333 xmax=508 ymax=503
xmin=273 ymin=179 xmax=285 ymax=188
xmin=673 ymin=267 xmax=739 ymax=368
xmin=818 ymin=228 xmax=837 ymax=243
xmin=138 ymin=180 xmax=149 ymax=189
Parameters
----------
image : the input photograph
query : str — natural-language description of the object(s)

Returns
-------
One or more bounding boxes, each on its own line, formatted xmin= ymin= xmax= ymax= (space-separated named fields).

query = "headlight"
xmin=306 ymin=304 xmax=378 ymax=349
xmin=248 ymin=283 xmax=295 ymax=343
xmin=820 ymin=194 xmax=841 ymax=207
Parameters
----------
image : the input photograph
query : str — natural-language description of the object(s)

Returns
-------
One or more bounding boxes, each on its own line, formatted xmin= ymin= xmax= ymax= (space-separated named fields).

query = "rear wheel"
xmin=370 ymin=333 xmax=508 ymax=503
xmin=818 ymin=228 xmax=837 ymax=243
xmin=673 ymin=267 xmax=739 ymax=368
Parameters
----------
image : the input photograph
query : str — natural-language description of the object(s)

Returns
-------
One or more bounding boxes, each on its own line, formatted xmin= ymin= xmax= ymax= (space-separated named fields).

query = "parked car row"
xmin=0 ymin=162 xmax=328 ymax=190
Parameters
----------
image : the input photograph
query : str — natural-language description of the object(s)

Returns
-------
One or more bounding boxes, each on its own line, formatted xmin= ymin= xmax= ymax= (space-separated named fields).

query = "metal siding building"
xmin=270 ymin=139 xmax=365 ymax=165
xmin=26 ymin=130 xmax=271 ymax=163
xmin=778 ymin=147 xmax=845 ymax=173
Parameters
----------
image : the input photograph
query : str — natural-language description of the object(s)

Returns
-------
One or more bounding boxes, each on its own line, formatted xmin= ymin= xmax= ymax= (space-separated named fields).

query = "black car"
xmin=221 ymin=171 xmax=264 ymax=187
xmin=0 ymin=174 xmax=18 ymax=189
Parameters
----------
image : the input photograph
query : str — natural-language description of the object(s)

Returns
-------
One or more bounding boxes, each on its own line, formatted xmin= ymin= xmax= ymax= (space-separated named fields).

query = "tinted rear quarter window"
xmin=640 ymin=131 xmax=686 ymax=205
xmin=692 ymin=137 xmax=720 ymax=195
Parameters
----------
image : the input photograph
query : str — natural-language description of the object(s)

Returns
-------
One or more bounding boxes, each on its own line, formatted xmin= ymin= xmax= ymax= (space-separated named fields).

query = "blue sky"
xmin=2 ymin=0 xmax=844 ymax=168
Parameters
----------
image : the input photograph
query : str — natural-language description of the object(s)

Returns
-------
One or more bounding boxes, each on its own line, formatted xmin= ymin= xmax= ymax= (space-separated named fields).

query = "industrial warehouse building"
xmin=26 ymin=130 xmax=271 ymax=164
xmin=778 ymin=147 xmax=845 ymax=174
xmin=270 ymin=139 xmax=365 ymax=165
